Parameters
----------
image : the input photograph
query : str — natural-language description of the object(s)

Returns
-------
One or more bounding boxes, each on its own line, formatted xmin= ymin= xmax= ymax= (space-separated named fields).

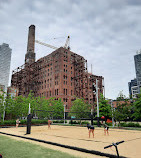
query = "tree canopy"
xmin=132 ymin=93 xmax=141 ymax=120
xmin=0 ymin=91 xmax=64 ymax=120
xmin=99 ymin=93 xmax=111 ymax=118
xmin=69 ymin=98 xmax=91 ymax=119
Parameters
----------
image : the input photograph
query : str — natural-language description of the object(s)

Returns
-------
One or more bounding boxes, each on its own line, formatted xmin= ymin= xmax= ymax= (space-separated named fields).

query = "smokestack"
xmin=25 ymin=25 xmax=35 ymax=64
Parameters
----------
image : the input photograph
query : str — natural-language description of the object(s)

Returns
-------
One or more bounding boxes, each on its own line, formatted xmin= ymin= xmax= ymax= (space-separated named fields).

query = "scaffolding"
xmin=11 ymin=62 xmax=36 ymax=96
xmin=71 ymin=53 xmax=89 ymax=100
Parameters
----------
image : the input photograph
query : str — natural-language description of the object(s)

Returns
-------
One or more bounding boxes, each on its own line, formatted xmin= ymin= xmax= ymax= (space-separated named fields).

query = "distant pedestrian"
xmin=0 ymin=154 xmax=2 ymax=158
xmin=16 ymin=119 xmax=20 ymax=128
xmin=102 ymin=122 xmax=109 ymax=135
xmin=48 ymin=120 xmax=52 ymax=129
xmin=87 ymin=123 xmax=94 ymax=138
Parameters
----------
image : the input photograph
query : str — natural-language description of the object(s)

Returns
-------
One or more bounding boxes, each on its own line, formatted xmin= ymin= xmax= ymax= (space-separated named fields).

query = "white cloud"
xmin=0 ymin=0 xmax=141 ymax=99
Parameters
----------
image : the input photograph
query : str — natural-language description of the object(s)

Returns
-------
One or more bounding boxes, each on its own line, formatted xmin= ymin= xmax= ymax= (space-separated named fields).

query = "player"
xmin=48 ymin=119 xmax=52 ymax=129
xmin=102 ymin=123 xmax=109 ymax=135
xmin=16 ymin=119 xmax=20 ymax=128
xmin=87 ymin=123 xmax=95 ymax=138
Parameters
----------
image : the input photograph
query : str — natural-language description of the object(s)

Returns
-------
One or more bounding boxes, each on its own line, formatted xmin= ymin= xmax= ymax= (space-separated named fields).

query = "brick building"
xmin=11 ymin=25 xmax=104 ymax=110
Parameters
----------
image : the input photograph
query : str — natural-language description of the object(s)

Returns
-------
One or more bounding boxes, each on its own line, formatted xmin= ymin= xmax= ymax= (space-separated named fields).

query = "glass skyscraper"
xmin=134 ymin=51 xmax=141 ymax=93
xmin=0 ymin=43 xmax=12 ymax=92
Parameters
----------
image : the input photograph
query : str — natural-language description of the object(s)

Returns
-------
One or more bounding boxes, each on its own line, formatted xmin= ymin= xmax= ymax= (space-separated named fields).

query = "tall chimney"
xmin=25 ymin=25 xmax=35 ymax=64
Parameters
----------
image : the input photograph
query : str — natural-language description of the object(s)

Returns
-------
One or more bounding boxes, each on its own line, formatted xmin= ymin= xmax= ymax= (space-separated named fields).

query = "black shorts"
xmin=105 ymin=127 xmax=109 ymax=130
xmin=90 ymin=126 xmax=94 ymax=130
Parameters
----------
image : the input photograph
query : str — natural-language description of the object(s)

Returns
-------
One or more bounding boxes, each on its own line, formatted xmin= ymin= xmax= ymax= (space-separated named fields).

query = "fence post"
xmin=64 ymin=105 xmax=66 ymax=124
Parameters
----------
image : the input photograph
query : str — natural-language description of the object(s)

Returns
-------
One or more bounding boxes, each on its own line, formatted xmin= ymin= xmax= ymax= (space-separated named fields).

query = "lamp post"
xmin=96 ymin=79 xmax=100 ymax=126
xmin=110 ymin=100 xmax=114 ymax=127
xmin=28 ymin=103 xmax=31 ymax=114
xmin=64 ymin=104 xmax=66 ymax=124
xmin=3 ymin=100 xmax=5 ymax=122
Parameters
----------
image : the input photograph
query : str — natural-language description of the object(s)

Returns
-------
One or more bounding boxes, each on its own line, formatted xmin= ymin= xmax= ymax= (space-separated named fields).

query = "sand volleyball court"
xmin=0 ymin=125 xmax=141 ymax=158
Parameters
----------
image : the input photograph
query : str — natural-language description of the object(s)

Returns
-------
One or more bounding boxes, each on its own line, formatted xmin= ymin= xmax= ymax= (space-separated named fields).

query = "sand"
xmin=0 ymin=125 xmax=141 ymax=158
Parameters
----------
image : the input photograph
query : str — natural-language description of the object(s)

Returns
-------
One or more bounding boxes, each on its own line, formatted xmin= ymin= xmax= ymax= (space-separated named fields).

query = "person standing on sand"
xmin=87 ymin=123 xmax=95 ymax=138
xmin=16 ymin=119 xmax=20 ymax=128
xmin=48 ymin=120 xmax=52 ymax=129
xmin=101 ymin=122 xmax=109 ymax=135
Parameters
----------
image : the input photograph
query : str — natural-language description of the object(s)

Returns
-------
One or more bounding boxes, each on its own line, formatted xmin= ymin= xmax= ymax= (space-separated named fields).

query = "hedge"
xmin=0 ymin=119 xmax=48 ymax=126
xmin=120 ymin=122 xmax=141 ymax=127
xmin=53 ymin=120 xmax=67 ymax=123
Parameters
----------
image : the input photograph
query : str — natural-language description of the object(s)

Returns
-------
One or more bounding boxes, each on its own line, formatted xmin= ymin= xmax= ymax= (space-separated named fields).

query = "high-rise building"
xmin=134 ymin=50 xmax=141 ymax=93
xmin=11 ymin=25 xmax=104 ymax=109
xmin=128 ymin=79 xmax=138 ymax=98
xmin=0 ymin=43 xmax=12 ymax=92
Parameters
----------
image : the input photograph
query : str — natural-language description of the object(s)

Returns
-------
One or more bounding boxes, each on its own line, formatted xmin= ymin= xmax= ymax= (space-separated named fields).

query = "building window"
xmin=57 ymin=89 xmax=58 ymax=95
xmin=71 ymin=90 xmax=73 ymax=95
xmin=64 ymin=89 xmax=65 ymax=95
xmin=66 ymin=89 xmax=67 ymax=95
xmin=50 ymin=91 xmax=51 ymax=96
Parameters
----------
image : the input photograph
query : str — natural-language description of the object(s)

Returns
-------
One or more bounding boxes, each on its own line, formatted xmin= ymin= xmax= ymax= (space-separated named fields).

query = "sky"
xmin=0 ymin=0 xmax=141 ymax=99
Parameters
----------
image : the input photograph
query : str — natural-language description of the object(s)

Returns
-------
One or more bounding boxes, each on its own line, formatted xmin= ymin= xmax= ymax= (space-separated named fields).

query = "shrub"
xmin=93 ymin=121 xmax=102 ymax=126
xmin=52 ymin=120 xmax=67 ymax=123
xmin=0 ymin=120 xmax=15 ymax=126
xmin=69 ymin=120 xmax=79 ymax=124
xmin=31 ymin=119 xmax=48 ymax=124
xmin=120 ymin=123 xmax=127 ymax=127
xmin=0 ymin=119 xmax=49 ymax=126
xmin=127 ymin=122 xmax=140 ymax=127
xmin=120 ymin=122 xmax=140 ymax=127
xmin=81 ymin=121 xmax=89 ymax=125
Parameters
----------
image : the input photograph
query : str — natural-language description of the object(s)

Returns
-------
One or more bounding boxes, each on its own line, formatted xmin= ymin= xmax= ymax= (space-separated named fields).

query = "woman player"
xmin=102 ymin=123 xmax=109 ymax=135
xmin=48 ymin=120 xmax=52 ymax=129
xmin=16 ymin=119 xmax=20 ymax=128
xmin=87 ymin=123 xmax=95 ymax=138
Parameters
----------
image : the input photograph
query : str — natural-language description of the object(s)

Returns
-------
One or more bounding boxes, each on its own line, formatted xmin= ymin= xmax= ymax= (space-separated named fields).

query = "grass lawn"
xmin=0 ymin=135 xmax=77 ymax=158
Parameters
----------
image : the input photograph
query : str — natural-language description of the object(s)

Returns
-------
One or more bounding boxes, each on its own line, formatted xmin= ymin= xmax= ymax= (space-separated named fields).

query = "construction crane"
xmin=35 ymin=36 xmax=70 ymax=50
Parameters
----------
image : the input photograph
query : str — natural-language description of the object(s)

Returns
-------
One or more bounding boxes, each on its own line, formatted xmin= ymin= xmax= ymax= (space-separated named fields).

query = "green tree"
xmin=4 ymin=94 xmax=15 ymax=119
xmin=51 ymin=98 xmax=64 ymax=119
xmin=132 ymin=93 xmax=141 ymax=120
xmin=113 ymin=101 xmax=131 ymax=125
xmin=33 ymin=97 xmax=64 ymax=119
xmin=69 ymin=98 xmax=91 ymax=122
xmin=99 ymin=93 xmax=111 ymax=121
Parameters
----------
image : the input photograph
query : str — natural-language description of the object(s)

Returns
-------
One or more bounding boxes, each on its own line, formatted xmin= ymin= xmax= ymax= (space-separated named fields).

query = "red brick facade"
xmin=11 ymin=25 xmax=104 ymax=110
